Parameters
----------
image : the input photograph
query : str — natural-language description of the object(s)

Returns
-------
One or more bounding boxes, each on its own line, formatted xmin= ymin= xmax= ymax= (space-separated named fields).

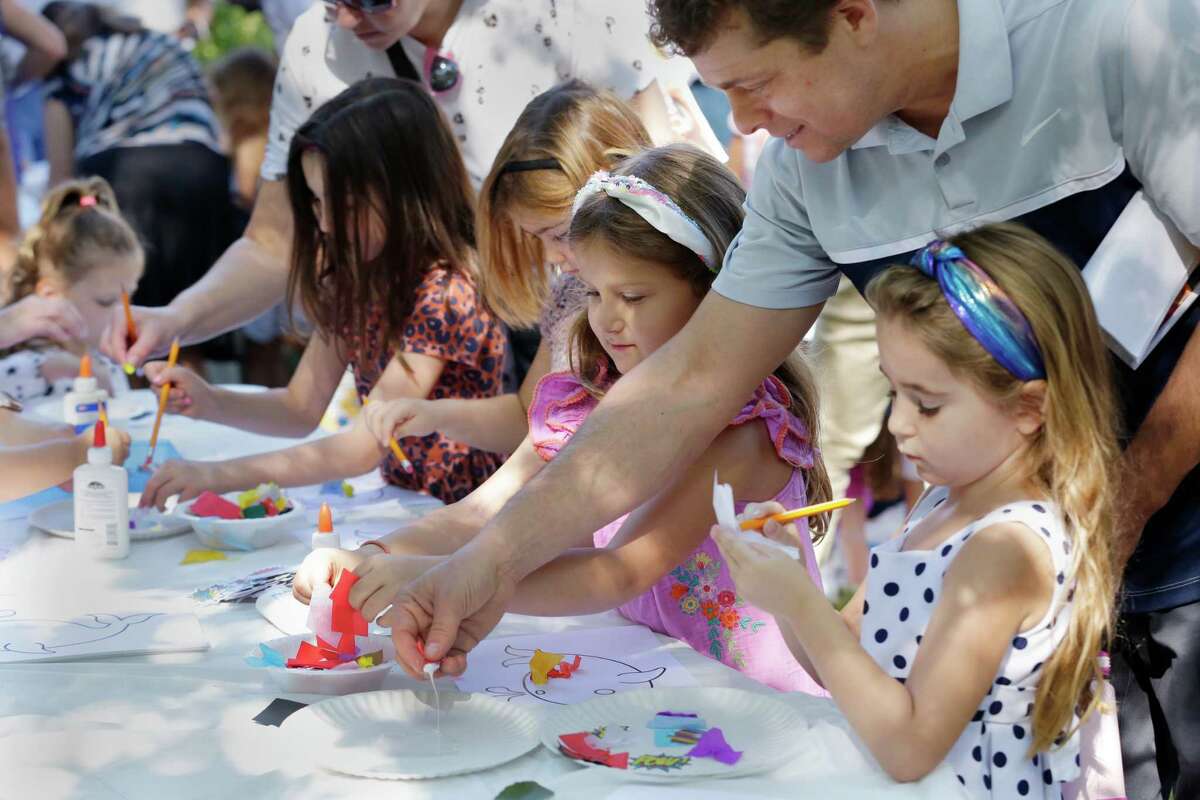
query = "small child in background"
xmin=140 ymin=78 xmax=506 ymax=507
xmin=207 ymin=46 xmax=276 ymax=212
xmin=0 ymin=177 xmax=141 ymax=401
xmin=362 ymin=79 xmax=651 ymax=456
xmin=714 ymin=223 xmax=1121 ymax=796
xmin=207 ymin=46 xmax=297 ymax=388
xmin=299 ymin=145 xmax=833 ymax=694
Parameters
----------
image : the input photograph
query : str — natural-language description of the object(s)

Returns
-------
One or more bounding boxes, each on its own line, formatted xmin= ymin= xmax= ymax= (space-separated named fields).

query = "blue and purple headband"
xmin=912 ymin=240 xmax=1046 ymax=381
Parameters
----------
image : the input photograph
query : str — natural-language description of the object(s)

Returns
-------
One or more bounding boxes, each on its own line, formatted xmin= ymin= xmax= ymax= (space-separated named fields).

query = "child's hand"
xmin=361 ymin=398 xmax=440 ymax=447
xmin=711 ymin=524 xmax=813 ymax=618
xmin=39 ymin=350 xmax=85 ymax=384
xmin=737 ymin=500 xmax=807 ymax=547
xmin=293 ymin=547 xmax=369 ymax=605
xmin=143 ymin=362 xmax=216 ymax=419
xmin=139 ymin=459 xmax=226 ymax=510
xmin=74 ymin=424 xmax=131 ymax=466
xmin=351 ymin=554 xmax=439 ymax=624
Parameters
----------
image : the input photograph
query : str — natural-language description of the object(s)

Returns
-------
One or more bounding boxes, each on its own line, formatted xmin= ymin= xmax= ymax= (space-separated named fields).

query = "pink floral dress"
xmin=528 ymin=370 xmax=826 ymax=694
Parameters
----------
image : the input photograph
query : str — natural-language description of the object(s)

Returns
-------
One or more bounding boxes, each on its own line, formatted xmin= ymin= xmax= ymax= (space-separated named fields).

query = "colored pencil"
xmin=120 ymin=291 xmax=137 ymax=375
xmin=361 ymin=395 xmax=415 ymax=474
xmin=738 ymin=498 xmax=856 ymax=531
xmin=145 ymin=337 xmax=179 ymax=466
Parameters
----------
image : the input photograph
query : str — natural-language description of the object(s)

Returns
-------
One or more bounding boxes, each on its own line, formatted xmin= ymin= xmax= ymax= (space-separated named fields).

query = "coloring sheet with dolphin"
xmin=454 ymin=626 xmax=697 ymax=706
xmin=0 ymin=609 xmax=208 ymax=663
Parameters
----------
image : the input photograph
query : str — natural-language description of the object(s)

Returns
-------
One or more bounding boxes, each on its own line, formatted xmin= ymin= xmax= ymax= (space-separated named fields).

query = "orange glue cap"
xmin=79 ymin=353 xmax=93 ymax=378
xmin=318 ymin=502 xmax=334 ymax=534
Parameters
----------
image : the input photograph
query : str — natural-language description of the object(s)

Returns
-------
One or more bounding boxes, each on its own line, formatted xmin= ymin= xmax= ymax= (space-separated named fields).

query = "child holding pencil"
xmin=0 ymin=178 xmax=141 ymax=400
xmin=140 ymin=79 xmax=505 ymax=507
xmin=297 ymin=145 xmax=833 ymax=693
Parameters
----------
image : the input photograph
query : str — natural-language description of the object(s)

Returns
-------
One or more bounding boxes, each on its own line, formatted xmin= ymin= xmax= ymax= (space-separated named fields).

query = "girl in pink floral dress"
xmin=329 ymin=144 xmax=833 ymax=694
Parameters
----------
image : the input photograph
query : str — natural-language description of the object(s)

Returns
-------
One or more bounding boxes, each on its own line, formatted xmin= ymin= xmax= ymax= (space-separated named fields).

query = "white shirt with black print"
xmin=263 ymin=0 xmax=699 ymax=187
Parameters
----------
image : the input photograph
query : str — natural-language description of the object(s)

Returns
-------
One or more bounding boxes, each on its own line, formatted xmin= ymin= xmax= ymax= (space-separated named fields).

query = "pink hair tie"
xmin=78 ymin=195 xmax=98 ymax=208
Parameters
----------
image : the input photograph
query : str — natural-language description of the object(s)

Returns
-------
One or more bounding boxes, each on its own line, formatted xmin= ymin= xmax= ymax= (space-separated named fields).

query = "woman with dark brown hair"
xmin=139 ymin=78 xmax=506 ymax=507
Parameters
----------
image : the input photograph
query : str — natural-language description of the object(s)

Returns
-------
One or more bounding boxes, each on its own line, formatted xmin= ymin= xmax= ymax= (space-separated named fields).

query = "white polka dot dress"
xmin=860 ymin=486 xmax=1081 ymax=799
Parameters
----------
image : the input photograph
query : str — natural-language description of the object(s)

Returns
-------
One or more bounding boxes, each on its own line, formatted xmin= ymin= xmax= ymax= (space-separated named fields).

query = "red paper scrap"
xmin=558 ymin=732 xmax=629 ymax=769
xmin=548 ymin=654 xmax=582 ymax=679
xmin=191 ymin=491 xmax=242 ymax=520
xmin=285 ymin=635 xmax=362 ymax=670
xmin=329 ymin=571 xmax=369 ymax=636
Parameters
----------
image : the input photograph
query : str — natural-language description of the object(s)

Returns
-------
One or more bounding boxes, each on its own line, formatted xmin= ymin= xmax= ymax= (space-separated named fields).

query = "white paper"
xmin=454 ymin=626 xmax=697 ymax=706
xmin=305 ymin=583 xmax=335 ymax=642
xmin=0 ymin=609 xmax=208 ymax=663
xmin=712 ymin=471 xmax=738 ymax=533
xmin=1082 ymin=191 xmax=1200 ymax=368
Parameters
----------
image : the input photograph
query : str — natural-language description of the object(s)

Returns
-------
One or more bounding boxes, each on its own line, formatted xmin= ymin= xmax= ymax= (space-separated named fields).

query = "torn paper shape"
xmin=306 ymin=583 xmax=335 ymax=642
xmin=529 ymin=648 xmax=564 ymax=685
xmin=712 ymin=472 xmax=738 ymax=532
xmin=329 ymin=571 xmax=368 ymax=637
xmin=244 ymin=643 xmax=286 ymax=668
xmin=180 ymin=549 xmax=227 ymax=565
xmin=547 ymin=654 xmax=581 ymax=679
xmin=190 ymin=491 xmax=242 ymax=520
xmin=686 ymin=727 xmax=742 ymax=765
xmin=630 ymin=753 xmax=691 ymax=772
xmin=558 ymin=732 xmax=629 ymax=769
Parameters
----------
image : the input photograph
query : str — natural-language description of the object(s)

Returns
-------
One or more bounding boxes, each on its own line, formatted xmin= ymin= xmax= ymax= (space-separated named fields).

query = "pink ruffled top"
xmin=529 ymin=370 xmax=826 ymax=694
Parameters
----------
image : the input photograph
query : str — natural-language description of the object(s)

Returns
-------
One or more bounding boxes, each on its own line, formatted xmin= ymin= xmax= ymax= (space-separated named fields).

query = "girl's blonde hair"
xmin=866 ymin=222 xmax=1120 ymax=754
xmin=568 ymin=143 xmax=833 ymax=538
xmin=477 ymin=79 xmax=652 ymax=328
xmin=6 ymin=177 xmax=142 ymax=306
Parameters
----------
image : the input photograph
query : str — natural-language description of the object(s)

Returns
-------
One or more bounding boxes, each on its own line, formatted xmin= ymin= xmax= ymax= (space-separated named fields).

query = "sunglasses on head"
xmin=323 ymin=0 xmax=394 ymax=14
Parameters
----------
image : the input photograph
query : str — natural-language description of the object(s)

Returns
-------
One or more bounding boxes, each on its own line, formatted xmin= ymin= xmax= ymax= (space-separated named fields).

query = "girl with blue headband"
xmin=714 ymin=222 xmax=1122 ymax=798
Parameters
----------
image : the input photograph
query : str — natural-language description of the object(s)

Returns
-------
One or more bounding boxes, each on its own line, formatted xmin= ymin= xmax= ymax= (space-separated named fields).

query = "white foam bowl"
xmin=178 ymin=493 xmax=304 ymax=551
xmin=256 ymin=633 xmax=395 ymax=695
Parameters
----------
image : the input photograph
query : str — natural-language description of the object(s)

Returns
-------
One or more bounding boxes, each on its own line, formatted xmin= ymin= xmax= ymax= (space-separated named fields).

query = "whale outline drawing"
xmin=485 ymin=644 xmax=668 ymax=705
xmin=0 ymin=610 xmax=162 ymax=656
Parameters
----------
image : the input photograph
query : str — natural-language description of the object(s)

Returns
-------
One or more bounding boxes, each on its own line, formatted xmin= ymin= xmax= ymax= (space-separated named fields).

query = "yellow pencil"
xmin=145 ymin=337 xmax=179 ymax=466
xmin=121 ymin=291 xmax=137 ymax=375
xmin=361 ymin=395 xmax=414 ymax=475
xmin=739 ymin=498 xmax=856 ymax=531
xmin=98 ymin=401 xmax=109 ymax=429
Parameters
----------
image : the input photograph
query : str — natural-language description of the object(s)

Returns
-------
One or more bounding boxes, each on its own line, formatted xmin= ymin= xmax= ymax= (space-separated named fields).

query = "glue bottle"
xmin=73 ymin=420 xmax=130 ymax=559
xmin=311 ymin=502 xmax=340 ymax=550
xmin=62 ymin=354 xmax=108 ymax=431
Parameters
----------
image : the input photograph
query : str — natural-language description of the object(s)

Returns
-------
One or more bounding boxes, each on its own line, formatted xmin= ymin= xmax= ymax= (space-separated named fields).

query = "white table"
xmin=0 ymin=390 xmax=967 ymax=799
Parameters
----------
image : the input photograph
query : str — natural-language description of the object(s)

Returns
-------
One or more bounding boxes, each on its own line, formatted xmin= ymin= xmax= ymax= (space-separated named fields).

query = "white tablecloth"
xmin=0 ymin=390 xmax=968 ymax=799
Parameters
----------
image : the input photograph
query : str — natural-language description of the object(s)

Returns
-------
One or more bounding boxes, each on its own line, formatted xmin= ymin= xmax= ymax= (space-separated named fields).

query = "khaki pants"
xmin=807 ymin=277 xmax=891 ymax=565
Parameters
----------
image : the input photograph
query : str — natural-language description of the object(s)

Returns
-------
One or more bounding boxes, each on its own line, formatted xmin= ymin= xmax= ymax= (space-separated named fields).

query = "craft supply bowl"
xmin=257 ymin=633 xmax=395 ymax=695
xmin=178 ymin=494 xmax=304 ymax=551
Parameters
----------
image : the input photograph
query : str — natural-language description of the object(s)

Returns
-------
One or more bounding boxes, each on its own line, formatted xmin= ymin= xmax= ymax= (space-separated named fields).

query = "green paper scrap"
xmin=494 ymin=781 xmax=554 ymax=800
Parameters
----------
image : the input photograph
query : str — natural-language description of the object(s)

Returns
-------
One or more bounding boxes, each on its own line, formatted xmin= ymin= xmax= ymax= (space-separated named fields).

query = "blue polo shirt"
xmin=714 ymin=0 xmax=1200 ymax=613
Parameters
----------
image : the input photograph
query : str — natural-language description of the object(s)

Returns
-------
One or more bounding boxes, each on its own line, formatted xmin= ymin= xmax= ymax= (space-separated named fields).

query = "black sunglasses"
xmin=323 ymin=0 xmax=394 ymax=15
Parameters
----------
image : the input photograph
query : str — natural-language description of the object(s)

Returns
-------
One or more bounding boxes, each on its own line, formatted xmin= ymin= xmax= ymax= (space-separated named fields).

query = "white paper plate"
xmin=28 ymin=392 xmax=156 ymax=424
xmin=282 ymin=689 xmax=539 ymax=780
xmin=30 ymin=497 xmax=191 ymax=540
xmin=540 ymin=687 xmax=807 ymax=780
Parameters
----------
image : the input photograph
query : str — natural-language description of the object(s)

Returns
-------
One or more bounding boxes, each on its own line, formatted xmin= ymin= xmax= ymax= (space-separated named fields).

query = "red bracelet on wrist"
xmin=360 ymin=540 xmax=390 ymax=555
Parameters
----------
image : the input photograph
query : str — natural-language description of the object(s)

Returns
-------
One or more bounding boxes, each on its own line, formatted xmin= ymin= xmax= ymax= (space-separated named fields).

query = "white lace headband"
xmin=571 ymin=171 xmax=720 ymax=271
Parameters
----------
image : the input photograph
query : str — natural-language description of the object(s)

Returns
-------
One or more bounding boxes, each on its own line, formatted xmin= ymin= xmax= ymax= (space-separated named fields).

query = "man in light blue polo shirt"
xmin=388 ymin=4 xmax=1200 ymax=794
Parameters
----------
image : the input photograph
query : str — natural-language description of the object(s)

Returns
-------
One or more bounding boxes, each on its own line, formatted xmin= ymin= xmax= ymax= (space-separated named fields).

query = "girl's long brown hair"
xmin=568 ymin=144 xmax=833 ymax=537
xmin=6 ymin=176 xmax=140 ymax=306
xmin=867 ymin=222 xmax=1121 ymax=754
xmin=477 ymin=79 xmax=651 ymax=328
xmin=286 ymin=78 xmax=476 ymax=353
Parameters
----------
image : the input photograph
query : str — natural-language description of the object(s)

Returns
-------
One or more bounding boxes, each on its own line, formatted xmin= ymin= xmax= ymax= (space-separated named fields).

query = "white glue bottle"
xmin=73 ymin=420 xmax=130 ymax=559
xmin=311 ymin=502 xmax=340 ymax=550
xmin=62 ymin=354 xmax=108 ymax=432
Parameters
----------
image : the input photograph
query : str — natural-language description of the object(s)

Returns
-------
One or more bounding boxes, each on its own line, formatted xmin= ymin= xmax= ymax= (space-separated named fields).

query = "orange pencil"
xmin=361 ymin=395 xmax=414 ymax=474
xmin=120 ymin=291 xmax=137 ymax=375
xmin=144 ymin=337 xmax=179 ymax=467
xmin=738 ymin=498 xmax=856 ymax=531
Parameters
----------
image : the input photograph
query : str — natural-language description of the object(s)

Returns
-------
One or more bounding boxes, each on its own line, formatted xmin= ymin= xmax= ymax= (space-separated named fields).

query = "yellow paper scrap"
xmin=529 ymin=648 xmax=564 ymax=686
xmin=181 ymin=549 xmax=228 ymax=565
xmin=236 ymin=488 xmax=261 ymax=509
xmin=356 ymin=650 xmax=384 ymax=668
